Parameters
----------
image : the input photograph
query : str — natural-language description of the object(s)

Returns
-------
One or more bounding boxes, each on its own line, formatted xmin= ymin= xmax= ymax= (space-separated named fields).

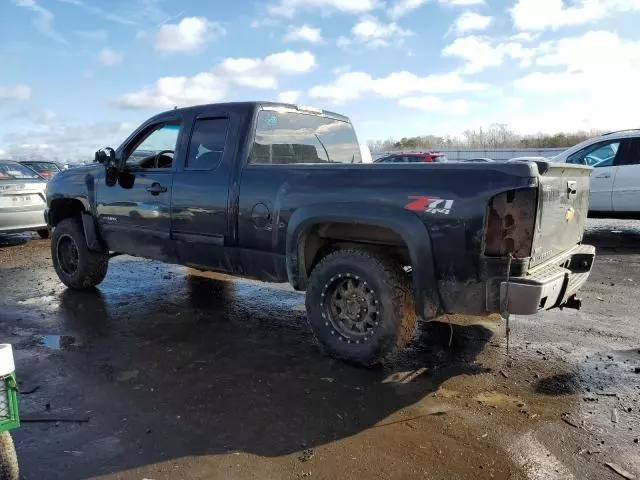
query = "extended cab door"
xmin=612 ymin=138 xmax=640 ymax=213
xmin=171 ymin=113 xmax=234 ymax=271
xmin=97 ymin=118 xmax=183 ymax=261
xmin=566 ymin=139 xmax=621 ymax=212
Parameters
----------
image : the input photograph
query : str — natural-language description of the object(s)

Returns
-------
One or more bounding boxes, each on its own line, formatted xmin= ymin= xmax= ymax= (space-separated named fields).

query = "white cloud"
xmin=442 ymin=36 xmax=502 ymax=73
xmin=442 ymin=35 xmax=544 ymax=73
xmin=332 ymin=64 xmax=351 ymax=75
xmin=342 ymin=16 xmax=413 ymax=47
xmin=75 ymin=29 xmax=108 ymax=41
xmin=510 ymin=32 xmax=537 ymax=42
xmin=336 ymin=36 xmax=352 ymax=48
xmin=277 ymin=90 xmax=302 ymax=103
xmin=116 ymin=51 xmax=316 ymax=109
xmin=13 ymin=0 xmax=67 ymax=44
xmin=439 ymin=0 xmax=485 ymax=5
xmin=506 ymin=30 xmax=640 ymax=133
xmin=452 ymin=11 xmax=492 ymax=34
xmin=398 ymin=96 xmax=473 ymax=114
xmin=116 ymin=73 xmax=226 ymax=109
xmin=283 ymin=24 xmax=323 ymax=43
xmin=251 ymin=18 xmax=280 ymax=28
xmin=309 ymin=70 xmax=487 ymax=103
xmin=0 ymin=85 xmax=32 ymax=102
xmin=268 ymin=0 xmax=379 ymax=17
xmin=515 ymin=31 xmax=640 ymax=94
xmin=1 ymin=117 xmax=134 ymax=163
xmin=511 ymin=0 xmax=640 ymax=31
xmin=155 ymin=17 xmax=225 ymax=54
xmin=98 ymin=48 xmax=123 ymax=66
xmin=388 ymin=0 xmax=428 ymax=18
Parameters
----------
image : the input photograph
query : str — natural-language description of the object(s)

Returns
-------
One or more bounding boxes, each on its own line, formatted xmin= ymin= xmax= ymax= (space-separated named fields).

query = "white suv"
xmin=550 ymin=130 xmax=640 ymax=215
xmin=510 ymin=130 xmax=640 ymax=215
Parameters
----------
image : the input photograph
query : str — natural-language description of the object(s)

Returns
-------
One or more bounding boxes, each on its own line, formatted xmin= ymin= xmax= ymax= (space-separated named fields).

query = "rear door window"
xmin=186 ymin=117 xmax=229 ymax=170
xmin=616 ymin=138 xmax=640 ymax=166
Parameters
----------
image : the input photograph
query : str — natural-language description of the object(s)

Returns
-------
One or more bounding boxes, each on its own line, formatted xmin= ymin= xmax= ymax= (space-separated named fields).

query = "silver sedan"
xmin=0 ymin=160 xmax=49 ymax=238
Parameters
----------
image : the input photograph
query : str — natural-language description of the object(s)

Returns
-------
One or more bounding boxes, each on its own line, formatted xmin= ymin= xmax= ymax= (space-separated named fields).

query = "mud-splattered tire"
xmin=306 ymin=249 xmax=416 ymax=366
xmin=36 ymin=228 xmax=49 ymax=239
xmin=51 ymin=217 xmax=109 ymax=289
xmin=0 ymin=432 xmax=19 ymax=480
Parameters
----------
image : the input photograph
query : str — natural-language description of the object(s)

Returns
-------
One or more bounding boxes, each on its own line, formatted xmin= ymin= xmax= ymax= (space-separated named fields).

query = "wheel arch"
xmin=286 ymin=203 xmax=442 ymax=320
xmin=48 ymin=197 xmax=106 ymax=252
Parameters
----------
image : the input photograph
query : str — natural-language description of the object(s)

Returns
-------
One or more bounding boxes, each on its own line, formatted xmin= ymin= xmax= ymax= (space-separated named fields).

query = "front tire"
xmin=306 ymin=249 xmax=416 ymax=366
xmin=51 ymin=217 xmax=109 ymax=289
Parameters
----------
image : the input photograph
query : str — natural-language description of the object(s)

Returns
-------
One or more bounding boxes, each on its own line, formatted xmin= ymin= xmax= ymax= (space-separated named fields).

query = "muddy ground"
xmin=0 ymin=219 xmax=639 ymax=480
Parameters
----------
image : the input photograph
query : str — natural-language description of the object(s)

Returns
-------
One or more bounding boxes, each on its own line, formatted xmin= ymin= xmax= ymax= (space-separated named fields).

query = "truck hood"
xmin=46 ymin=164 xmax=102 ymax=205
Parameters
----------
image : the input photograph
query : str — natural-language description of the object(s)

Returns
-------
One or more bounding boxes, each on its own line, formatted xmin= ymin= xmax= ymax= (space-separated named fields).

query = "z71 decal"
xmin=405 ymin=196 xmax=455 ymax=215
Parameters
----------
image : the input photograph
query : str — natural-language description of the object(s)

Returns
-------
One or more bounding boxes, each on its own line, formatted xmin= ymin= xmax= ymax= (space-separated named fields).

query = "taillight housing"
xmin=483 ymin=187 xmax=537 ymax=258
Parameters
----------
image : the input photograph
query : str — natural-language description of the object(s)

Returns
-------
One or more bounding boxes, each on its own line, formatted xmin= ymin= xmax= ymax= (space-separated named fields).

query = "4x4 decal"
xmin=405 ymin=196 xmax=454 ymax=215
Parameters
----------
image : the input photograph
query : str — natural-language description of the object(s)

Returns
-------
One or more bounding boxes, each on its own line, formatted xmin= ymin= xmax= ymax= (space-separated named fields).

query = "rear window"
xmin=0 ymin=162 xmax=41 ymax=180
xmin=250 ymin=110 xmax=361 ymax=165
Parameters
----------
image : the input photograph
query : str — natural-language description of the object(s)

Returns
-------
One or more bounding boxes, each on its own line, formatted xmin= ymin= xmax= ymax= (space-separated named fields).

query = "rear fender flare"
xmin=286 ymin=203 xmax=442 ymax=320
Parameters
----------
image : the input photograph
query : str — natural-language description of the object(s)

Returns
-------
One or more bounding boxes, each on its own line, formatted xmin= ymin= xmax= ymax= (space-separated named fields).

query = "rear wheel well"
xmin=49 ymin=199 xmax=85 ymax=227
xmin=300 ymin=222 xmax=411 ymax=283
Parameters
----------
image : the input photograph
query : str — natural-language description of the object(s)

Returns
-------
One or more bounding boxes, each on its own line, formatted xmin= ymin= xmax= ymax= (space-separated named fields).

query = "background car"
xmin=18 ymin=161 xmax=63 ymax=180
xmin=552 ymin=130 xmax=640 ymax=215
xmin=374 ymin=151 xmax=448 ymax=163
xmin=0 ymin=160 xmax=49 ymax=238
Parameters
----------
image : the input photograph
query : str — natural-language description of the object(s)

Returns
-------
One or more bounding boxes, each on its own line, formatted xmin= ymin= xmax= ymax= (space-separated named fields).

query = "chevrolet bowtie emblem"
xmin=566 ymin=207 xmax=576 ymax=223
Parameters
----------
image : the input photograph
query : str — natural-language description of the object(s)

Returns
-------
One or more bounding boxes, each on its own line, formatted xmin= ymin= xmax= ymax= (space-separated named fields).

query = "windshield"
xmin=0 ymin=161 xmax=42 ymax=180
xmin=250 ymin=110 xmax=362 ymax=164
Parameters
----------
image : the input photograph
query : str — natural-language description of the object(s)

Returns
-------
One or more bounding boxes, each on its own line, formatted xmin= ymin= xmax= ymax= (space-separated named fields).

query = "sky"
xmin=2 ymin=0 xmax=640 ymax=162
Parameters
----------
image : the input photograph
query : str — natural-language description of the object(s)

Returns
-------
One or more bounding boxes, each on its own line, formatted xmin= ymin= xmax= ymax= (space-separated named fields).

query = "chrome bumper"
xmin=499 ymin=244 xmax=595 ymax=315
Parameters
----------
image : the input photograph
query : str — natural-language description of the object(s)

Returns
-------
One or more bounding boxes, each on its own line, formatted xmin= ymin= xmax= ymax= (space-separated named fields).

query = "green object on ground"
xmin=0 ymin=374 xmax=19 ymax=433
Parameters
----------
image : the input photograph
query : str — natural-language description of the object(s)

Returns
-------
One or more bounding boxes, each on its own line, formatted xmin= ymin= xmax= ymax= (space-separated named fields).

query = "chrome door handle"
xmin=146 ymin=183 xmax=167 ymax=195
xmin=595 ymin=173 xmax=610 ymax=179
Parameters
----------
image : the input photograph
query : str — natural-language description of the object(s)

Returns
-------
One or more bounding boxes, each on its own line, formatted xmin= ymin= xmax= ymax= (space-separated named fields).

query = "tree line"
xmin=367 ymin=124 xmax=604 ymax=152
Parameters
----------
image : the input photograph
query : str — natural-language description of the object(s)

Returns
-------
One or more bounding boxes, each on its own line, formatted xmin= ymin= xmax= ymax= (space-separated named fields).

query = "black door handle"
xmin=146 ymin=183 xmax=167 ymax=195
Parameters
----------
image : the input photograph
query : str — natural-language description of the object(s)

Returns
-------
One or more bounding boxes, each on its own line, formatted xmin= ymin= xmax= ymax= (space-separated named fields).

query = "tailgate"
xmin=529 ymin=164 xmax=591 ymax=268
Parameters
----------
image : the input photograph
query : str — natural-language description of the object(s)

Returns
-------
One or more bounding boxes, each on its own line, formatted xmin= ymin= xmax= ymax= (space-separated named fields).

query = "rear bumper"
xmin=499 ymin=244 xmax=595 ymax=315
xmin=0 ymin=206 xmax=47 ymax=234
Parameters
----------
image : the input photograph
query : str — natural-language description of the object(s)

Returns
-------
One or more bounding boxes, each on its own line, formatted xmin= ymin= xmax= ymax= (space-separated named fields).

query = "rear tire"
xmin=0 ymin=431 xmax=19 ymax=480
xmin=36 ymin=228 xmax=49 ymax=239
xmin=306 ymin=249 xmax=416 ymax=366
xmin=51 ymin=217 xmax=109 ymax=289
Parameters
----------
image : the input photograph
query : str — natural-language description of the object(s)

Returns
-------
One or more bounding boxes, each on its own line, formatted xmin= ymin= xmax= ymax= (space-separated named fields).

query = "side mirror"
xmin=95 ymin=147 xmax=116 ymax=165
xmin=96 ymin=147 xmax=120 ymax=187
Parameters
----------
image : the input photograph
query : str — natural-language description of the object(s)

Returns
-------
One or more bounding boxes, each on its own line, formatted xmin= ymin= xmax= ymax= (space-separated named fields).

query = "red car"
xmin=374 ymin=152 xmax=448 ymax=163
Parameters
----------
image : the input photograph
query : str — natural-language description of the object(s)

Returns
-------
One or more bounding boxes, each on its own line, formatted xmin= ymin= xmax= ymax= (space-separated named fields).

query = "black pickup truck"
xmin=45 ymin=102 xmax=595 ymax=365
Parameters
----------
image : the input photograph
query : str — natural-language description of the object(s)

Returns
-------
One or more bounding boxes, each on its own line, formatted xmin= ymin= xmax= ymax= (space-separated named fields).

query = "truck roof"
xmin=153 ymin=101 xmax=351 ymax=123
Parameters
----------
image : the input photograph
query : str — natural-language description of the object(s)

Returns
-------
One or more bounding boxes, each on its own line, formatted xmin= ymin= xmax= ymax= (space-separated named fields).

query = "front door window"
xmin=126 ymin=123 xmax=181 ymax=169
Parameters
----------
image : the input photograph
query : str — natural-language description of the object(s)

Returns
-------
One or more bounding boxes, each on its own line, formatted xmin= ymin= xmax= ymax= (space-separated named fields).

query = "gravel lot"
xmin=0 ymin=219 xmax=639 ymax=480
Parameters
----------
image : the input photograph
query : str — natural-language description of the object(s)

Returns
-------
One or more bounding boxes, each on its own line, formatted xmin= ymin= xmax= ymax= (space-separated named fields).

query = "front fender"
xmin=286 ymin=203 xmax=442 ymax=320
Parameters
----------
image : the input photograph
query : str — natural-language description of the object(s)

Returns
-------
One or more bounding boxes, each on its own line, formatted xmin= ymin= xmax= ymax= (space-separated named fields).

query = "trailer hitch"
xmin=561 ymin=295 xmax=582 ymax=311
